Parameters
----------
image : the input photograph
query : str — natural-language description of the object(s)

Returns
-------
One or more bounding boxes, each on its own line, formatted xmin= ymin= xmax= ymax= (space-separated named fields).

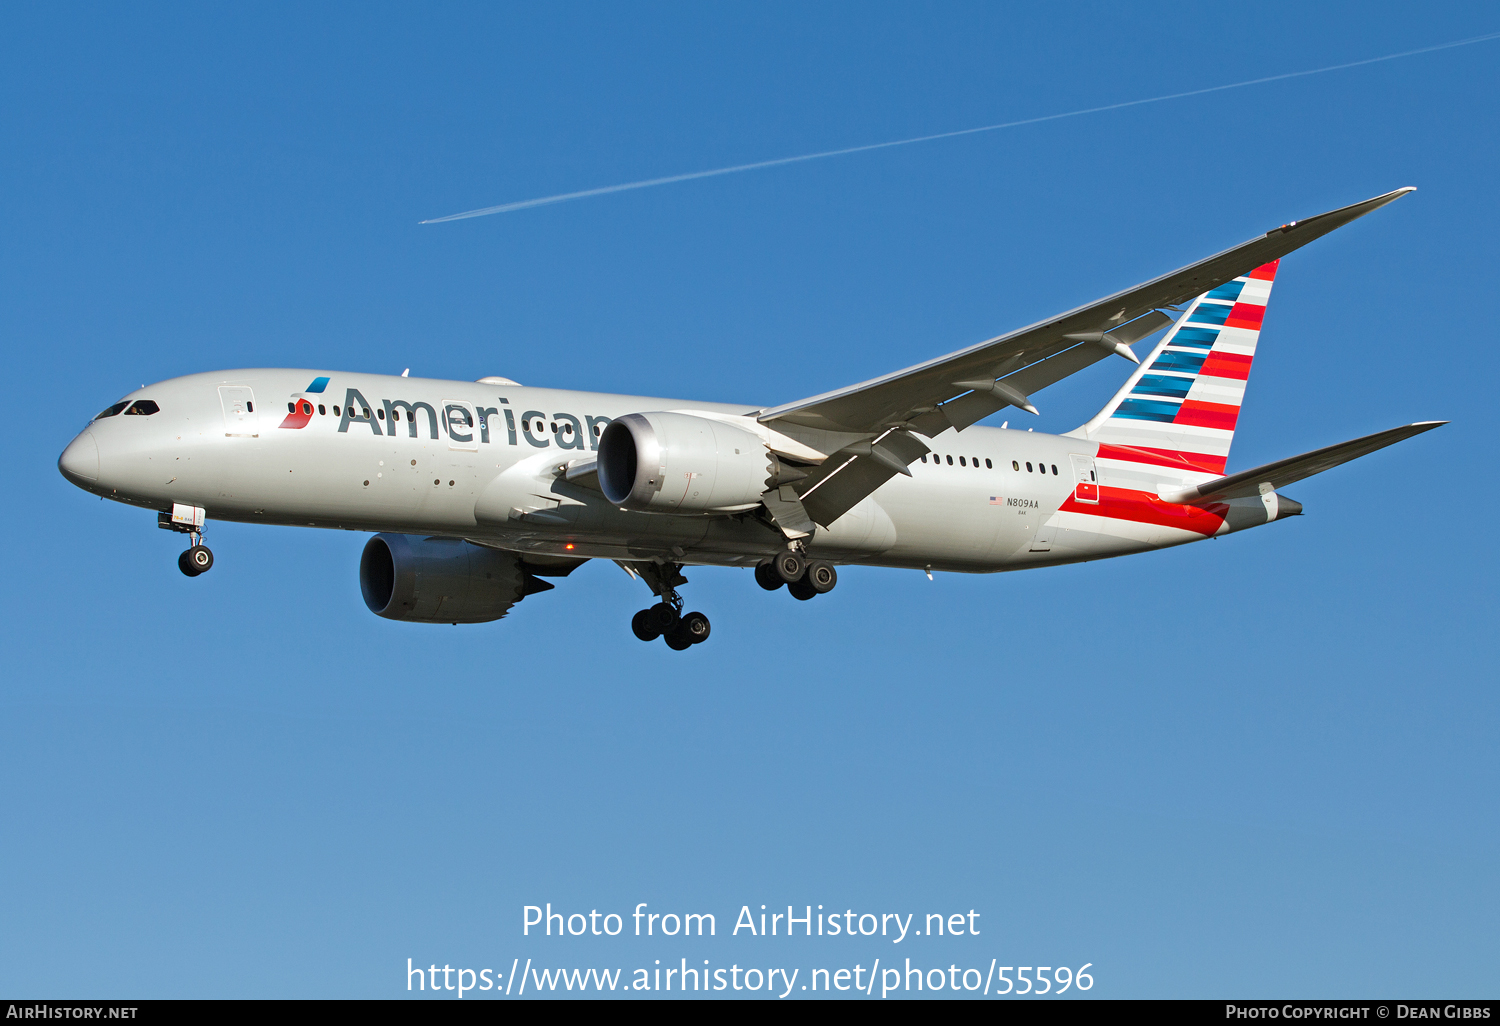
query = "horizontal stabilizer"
xmin=1162 ymin=421 xmax=1446 ymax=504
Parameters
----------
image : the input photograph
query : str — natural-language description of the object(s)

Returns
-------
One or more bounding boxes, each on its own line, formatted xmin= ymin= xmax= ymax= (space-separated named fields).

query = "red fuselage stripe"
xmin=1060 ymin=487 xmax=1226 ymax=536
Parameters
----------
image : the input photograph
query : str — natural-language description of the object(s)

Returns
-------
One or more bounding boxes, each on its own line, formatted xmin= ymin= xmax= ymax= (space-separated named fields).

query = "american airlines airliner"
xmin=58 ymin=188 xmax=1440 ymax=649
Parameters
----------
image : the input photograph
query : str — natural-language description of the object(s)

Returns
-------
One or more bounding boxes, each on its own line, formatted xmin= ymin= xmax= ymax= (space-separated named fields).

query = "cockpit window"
xmin=95 ymin=401 xmax=131 ymax=419
xmin=124 ymin=400 xmax=160 ymax=416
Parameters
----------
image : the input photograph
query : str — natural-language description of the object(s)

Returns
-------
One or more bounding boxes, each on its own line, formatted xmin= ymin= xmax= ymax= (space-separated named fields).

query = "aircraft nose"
xmin=58 ymin=430 xmax=100 ymax=483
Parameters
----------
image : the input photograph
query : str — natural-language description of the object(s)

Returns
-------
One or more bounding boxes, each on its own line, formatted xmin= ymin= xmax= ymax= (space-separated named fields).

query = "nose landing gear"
xmin=159 ymin=504 xmax=214 ymax=577
xmin=178 ymin=544 xmax=214 ymax=577
xmin=627 ymin=561 xmax=711 ymax=649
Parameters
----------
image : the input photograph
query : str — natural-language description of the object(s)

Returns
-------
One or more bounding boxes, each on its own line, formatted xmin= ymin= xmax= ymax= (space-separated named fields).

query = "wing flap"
xmin=799 ymin=430 xmax=932 ymax=527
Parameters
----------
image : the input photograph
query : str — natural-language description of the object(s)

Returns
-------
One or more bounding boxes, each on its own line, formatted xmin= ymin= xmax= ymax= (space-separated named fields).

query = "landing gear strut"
xmin=756 ymin=549 xmax=837 ymax=601
xmin=159 ymin=507 xmax=214 ymax=578
xmin=629 ymin=562 xmax=711 ymax=649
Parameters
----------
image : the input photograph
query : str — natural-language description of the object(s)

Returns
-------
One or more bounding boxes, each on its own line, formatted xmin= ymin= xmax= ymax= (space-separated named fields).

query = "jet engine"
xmin=359 ymin=533 xmax=539 ymax=623
xmin=597 ymin=412 xmax=774 ymax=513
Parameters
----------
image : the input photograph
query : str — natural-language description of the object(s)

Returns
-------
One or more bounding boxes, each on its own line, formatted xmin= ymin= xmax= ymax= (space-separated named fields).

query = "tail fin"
xmin=1074 ymin=260 xmax=1279 ymax=485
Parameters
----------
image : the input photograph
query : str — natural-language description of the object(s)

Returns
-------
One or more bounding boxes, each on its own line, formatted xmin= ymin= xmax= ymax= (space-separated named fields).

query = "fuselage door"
xmin=443 ymin=400 xmax=479 ymax=451
xmin=1070 ymin=454 xmax=1099 ymax=504
xmin=218 ymin=386 xmax=259 ymax=438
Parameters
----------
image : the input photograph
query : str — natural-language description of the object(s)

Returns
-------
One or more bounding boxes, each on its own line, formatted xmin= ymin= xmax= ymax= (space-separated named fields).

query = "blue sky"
xmin=2 ymin=2 xmax=1496 ymax=999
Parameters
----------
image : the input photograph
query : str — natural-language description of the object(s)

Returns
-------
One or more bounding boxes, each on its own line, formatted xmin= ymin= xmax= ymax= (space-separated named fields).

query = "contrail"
xmin=421 ymin=30 xmax=1500 ymax=224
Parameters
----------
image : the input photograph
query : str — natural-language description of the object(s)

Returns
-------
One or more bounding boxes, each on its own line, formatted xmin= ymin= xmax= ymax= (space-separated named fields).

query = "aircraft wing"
xmin=1164 ymin=421 xmax=1447 ymax=505
xmin=757 ymin=187 xmax=1415 ymax=529
xmin=760 ymin=187 xmax=1414 ymax=436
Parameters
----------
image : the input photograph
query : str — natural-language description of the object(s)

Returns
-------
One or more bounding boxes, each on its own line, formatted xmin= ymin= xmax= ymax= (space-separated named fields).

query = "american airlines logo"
xmin=277 ymin=376 xmax=330 ymax=429
xmin=284 ymin=382 xmax=611 ymax=451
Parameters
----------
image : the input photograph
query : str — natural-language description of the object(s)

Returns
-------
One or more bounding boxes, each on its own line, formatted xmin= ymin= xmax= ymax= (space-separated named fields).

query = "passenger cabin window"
xmin=287 ymin=402 xmax=295 ymax=413
xmin=1051 ymin=464 xmax=1058 ymax=475
xmin=972 ymin=457 xmax=979 ymax=467
xmin=124 ymin=400 xmax=159 ymax=416
xmin=318 ymin=404 xmax=326 ymax=415
xmin=985 ymin=459 xmax=993 ymax=469
xmin=946 ymin=455 xmax=953 ymax=465
xmin=300 ymin=401 xmax=313 ymax=416
xmin=1026 ymin=462 xmax=1033 ymax=472
xmin=1012 ymin=460 xmax=1019 ymax=471
xmin=96 ymin=401 xmax=131 ymax=419
xmin=332 ymin=405 xmax=341 ymax=415
xmin=959 ymin=457 xmax=966 ymax=467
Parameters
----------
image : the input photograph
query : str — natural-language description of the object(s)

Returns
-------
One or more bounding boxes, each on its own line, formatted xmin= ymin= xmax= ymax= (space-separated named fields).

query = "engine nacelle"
xmin=597 ymin=412 xmax=773 ymax=513
xmin=360 ymin=533 xmax=530 ymax=623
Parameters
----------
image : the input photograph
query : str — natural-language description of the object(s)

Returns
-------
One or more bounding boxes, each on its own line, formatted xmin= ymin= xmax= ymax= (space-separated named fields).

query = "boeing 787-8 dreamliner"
xmin=58 ymin=188 xmax=1441 ymax=649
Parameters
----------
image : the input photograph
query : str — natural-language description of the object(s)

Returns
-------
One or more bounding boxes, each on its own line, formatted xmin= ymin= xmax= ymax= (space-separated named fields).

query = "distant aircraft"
xmin=59 ymin=188 xmax=1440 ymax=649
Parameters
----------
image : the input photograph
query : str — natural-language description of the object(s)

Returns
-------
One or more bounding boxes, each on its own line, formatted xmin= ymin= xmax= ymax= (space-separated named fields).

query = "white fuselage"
xmin=60 ymin=369 xmax=1243 ymax=574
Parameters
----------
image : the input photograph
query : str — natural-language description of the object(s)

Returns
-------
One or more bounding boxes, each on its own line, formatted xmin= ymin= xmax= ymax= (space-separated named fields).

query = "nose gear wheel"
xmin=178 ymin=544 xmax=214 ymax=577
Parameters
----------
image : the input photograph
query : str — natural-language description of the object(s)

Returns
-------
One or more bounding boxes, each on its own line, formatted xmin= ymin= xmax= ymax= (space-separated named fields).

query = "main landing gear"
xmin=159 ymin=507 xmax=214 ymax=577
xmin=630 ymin=562 xmax=711 ymax=650
xmin=755 ymin=551 xmax=837 ymax=601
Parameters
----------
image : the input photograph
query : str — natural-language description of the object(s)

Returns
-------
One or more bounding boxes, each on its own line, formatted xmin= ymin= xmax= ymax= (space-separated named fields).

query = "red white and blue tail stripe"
xmin=1075 ymin=260 xmax=1278 ymax=493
